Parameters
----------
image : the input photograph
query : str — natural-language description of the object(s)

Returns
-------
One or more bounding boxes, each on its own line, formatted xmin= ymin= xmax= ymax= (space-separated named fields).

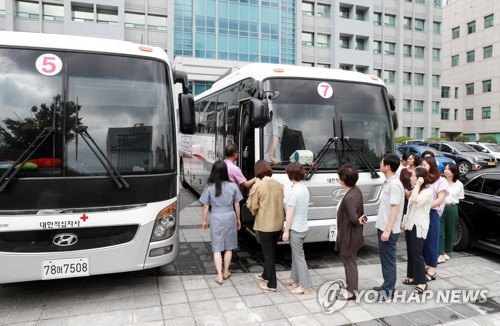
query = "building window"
xmin=416 ymin=0 xmax=425 ymax=4
xmin=433 ymin=21 xmax=441 ymax=34
xmin=414 ymin=73 xmax=424 ymax=86
xmin=374 ymin=12 xmax=382 ymax=25
xmin=384 ymin=42 xmax=395 ymax=55
xmin=414 ymin=127 xmax=424 ymax=140
xmin=355 ymin=8 xmax=366 ymax=21
xmin=451 ymin=55 xmax=459 ymax=67
xmin=302 ymin=2 xmax=314 ymax=16
xmin=97 ymin=6 xmax=118 ymax=25
xmin=432 ymin=75 xmax=440 ymax=88
xmin=385 ymin=14 xmax=396 ymax=27
xmin=403 ymin=99 xmax=412 ymax=112
xmin=404 ymin=127 xmax=411 ymax=138
xmin=384 ymin=70 xmax=396 ymax=84
xmin=415 ymin=19 xmax=425 ymax=31
xmin=455 ymin=87 xmax=459 ymax=98
xmin=467 ymin=20 xmax=476 ymax=34
xmin=355 ymin=38 xmax=366 ymax=50
xmin=403 ymin=72 xmax=412 ymax=85
xmin=434 ymin=0 xmax=442 ymax=8
xmin=482 ymin=107 xmax=491 ymax=119
xmin=466 ymin=83 xmax=474 ymax=95
xmin=374 ymin=69 xmax=382 ymax=78
xmin=483 ymin=79 xmax=492 ymax=92
xmin=404 ymin=45 xmax=412 ymax=57
xmin=433 ymin=128 xmax=440 ymax=138
xmin=432 ymin=101 xmax=440 ymax=114
xmin=0 ymin=0 xmax=5 ymax=16
xmin=355 ymin=66 xmax=368 ymax=73
xmin=485 ymin=14 xmax=494 ymax=28
xmin=404 ymin=17 xmax=412 ymax=30
xmin=340 ymin=6 xmax=350 ymax=19
xmin=302 ymin=32 xmax=314 ymax=46
xmin=414 ymin=100 xmax=424 ymax=112
xmin=317 ymin=63 xmax=331 ymax=68
xmin=452 ymin=26 xmax=460 ymax=39
xmin=465 ymin=108 xmax=474 ymax=120
xmin=373 ymin=41 xmax=382 ymax=54
xmin=467 ymin=50 xmax=475 ymax=63
xmin=484 ymin=45 xmax=493 ymax=59
xmin=317 ymin=4 xmax=330 ymax=18
xmin=414 ymin=46 xmax=424 ymax=59
xmin=125 ymin=12 xmax=145 ymax=28
xmin=433 ymin=48 xmax=441 ymax=62
xmin=340 ymin=35 xmax=350 ymax=49
xmin=16 ymin=0 xmax=39 ymax=19
xmin=340 ymin=64 xmax=353 ymax=71
xmin=72 ymin=3 xmax=93 ymax=22
xmin=454 ymin=109 xmax=458 ymax=120
xmin=441 ymin=108 xmax=450 ymax=120
xmin=302 ymin=62 xmax=314 ymax=67
xmin=317 ymin=34 xmax=330 ymax=48
xmin=43 ymin=3 xmax=64 ymax=21
xmin=441 ymin=86 xmax=450 ymax=98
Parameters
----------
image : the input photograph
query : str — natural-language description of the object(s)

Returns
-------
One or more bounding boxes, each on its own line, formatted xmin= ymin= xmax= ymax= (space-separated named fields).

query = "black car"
xmin=419 ymin=141 xmax=497 ymax=174
xmin=453 ymin=168 xmax=500 ymax=254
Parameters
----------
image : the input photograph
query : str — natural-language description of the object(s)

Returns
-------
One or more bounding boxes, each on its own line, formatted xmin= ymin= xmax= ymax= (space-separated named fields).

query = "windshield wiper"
xmin=76 ymin=125 xmax=130 ymax=189
xmin=339 ymin=117 xmax=379 ymax=179
xmin=305 ymin=137 xmax=338 ymax=181
xmin=0 ymin=127 xmax=55 ymax=192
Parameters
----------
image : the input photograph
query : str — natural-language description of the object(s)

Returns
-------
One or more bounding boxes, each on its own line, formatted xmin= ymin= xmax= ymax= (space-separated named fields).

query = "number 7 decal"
xmin=317 ymin=82 xmax=333 ymax=98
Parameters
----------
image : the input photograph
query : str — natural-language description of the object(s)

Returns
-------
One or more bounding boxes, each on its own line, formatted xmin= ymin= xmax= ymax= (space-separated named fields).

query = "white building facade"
xmin=440 ymin=0 xmax=500 ymax=142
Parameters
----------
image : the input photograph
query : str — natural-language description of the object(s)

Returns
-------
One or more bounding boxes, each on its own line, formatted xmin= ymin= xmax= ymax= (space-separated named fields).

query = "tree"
xmin=455 ymin=135 xmax=469 ymax=143
xmin=479 ymin=135 xmax=497 ymax=144
xmin=396 ymin=136 xmax=412 ymax=144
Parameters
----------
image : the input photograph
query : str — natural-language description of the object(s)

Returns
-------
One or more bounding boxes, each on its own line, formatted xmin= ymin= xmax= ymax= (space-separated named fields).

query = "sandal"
xmin=290 ymin=286 xmax=310 ymax=295
xmin=223 ymin=272 xmax=232 ymax=280
xmin=413 ymin=284 xmax=428 ymax=294
xmin=255 ymin=274 xmax=268 ymax=283
xmin=214 ymin=276 xmax=224 ymax=285
xmin=426 ymin=272 xmax=437 ymax=281
xmin=259 ymin=283 xmax=277 ymax=292
xmin=281 ymin=279 xmax=299 ymax=288
xmin=402 ymin=278 xmax=416 ymax=285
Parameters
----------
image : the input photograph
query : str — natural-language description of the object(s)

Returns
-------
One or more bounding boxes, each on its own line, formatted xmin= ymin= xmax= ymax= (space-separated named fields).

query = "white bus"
xmin=180 ymin=63 xmax=397 ymax=243
xmin=0 ymin=32 xmax=196 ymax=283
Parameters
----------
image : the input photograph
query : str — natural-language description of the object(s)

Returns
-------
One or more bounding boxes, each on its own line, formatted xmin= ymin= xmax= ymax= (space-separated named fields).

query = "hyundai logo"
xmin=52 ymin=233 xmax=78 ymax=247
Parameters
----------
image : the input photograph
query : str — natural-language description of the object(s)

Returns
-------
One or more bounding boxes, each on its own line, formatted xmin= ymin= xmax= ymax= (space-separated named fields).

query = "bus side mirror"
xmin=249 ymin=99 xmax=270 ymax=128
xmin=179 ymin=93 xmax=196 ymax=134
xmin=388 ymin=94 xmax=398 ymax=131
xmin=173 ymin=70 xmax=189 ymax=94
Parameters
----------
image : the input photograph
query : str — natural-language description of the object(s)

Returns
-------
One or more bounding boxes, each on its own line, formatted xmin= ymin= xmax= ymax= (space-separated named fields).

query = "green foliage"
xmin=424 ymin=137 xmax=444 ymax=141
xmin=479 ymin=135 xmax=497 ymax=144
xmin=396 ymin=136 xmax=412 ymax=144
xmin=455 ymin=135 xmax=470 ymax=143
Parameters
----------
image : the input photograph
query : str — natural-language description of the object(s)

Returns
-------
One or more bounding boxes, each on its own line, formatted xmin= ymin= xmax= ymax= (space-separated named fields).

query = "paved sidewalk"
xmin=0 ymin=188 xmax=499 ymax=325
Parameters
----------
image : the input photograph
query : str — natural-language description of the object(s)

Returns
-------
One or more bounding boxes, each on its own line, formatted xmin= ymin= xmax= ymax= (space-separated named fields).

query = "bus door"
xmin=239 ymin=99 xmax=256 ymax=225
xmin=215 ymin=102 xmax=227 ymax=161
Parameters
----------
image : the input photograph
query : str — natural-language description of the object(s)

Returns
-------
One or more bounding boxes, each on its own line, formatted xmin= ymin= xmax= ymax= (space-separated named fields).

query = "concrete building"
xmin=0 ymin=0 xmax=443 ymax=137
xmin=440 ymin=0 xmax=500 ymax=142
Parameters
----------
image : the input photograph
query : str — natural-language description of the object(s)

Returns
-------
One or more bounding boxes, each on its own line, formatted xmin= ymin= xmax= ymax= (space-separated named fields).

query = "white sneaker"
xmin=444 ymin=253 xmax=450 ymax=260
xmin=437 ymin=255 xmax=446 ymax=264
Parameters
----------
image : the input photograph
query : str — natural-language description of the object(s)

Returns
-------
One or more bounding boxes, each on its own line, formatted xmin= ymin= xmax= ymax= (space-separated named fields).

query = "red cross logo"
xmin=80 ymin=214 xmax=89 ymax=222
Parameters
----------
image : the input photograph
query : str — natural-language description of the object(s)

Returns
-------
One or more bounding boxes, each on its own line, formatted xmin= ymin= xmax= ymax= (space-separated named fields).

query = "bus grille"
xmin=0 ymin=225 xmax=139 ymax=253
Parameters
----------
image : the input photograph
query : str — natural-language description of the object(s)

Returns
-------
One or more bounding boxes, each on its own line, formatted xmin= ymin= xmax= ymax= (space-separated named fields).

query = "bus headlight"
xmin=151 ymin=203 xmax=177 ymax=241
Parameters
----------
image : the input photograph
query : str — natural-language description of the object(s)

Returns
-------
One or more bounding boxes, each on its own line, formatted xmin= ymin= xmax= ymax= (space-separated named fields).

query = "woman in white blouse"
xmin=438 ymin=163 xmax=465 ymax=263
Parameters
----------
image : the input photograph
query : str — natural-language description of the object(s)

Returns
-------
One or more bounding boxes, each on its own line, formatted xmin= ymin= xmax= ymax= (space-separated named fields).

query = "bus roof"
xmin=196 ymin=63 xmax=385 ymax=100
xmin=0 ymin=31 xmax=169 ymax=62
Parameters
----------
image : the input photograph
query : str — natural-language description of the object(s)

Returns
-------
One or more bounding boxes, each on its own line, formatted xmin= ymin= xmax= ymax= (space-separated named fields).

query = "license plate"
xmin=329 ymin=225 xmax=337 ymax=242
xmin=488 ymin=162 xmax=495 ymax=166
xmin=42 ymin=258 xmax=89 ymax=280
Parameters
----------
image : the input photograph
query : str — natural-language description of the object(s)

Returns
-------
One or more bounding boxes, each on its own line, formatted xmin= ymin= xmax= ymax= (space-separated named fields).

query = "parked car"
xmin=453 ymin=168 xmax=500 ymax=254
xmin=396 ymin=145 xmax=455 ymax=172
xmin=400 ymin=139 xmax=424 ymax=145
xmin=418 ymin=141 xmax=497 ymax=174
xmin=465 ymin=142 xmax=500 ymax=162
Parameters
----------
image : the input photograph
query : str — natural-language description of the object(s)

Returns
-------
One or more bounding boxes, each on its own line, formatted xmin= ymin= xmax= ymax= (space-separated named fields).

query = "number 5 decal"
xmin=36 ymin=54 xmax=63 ymax=76
xmin=317 ymin=82 xmax=333 ymax=99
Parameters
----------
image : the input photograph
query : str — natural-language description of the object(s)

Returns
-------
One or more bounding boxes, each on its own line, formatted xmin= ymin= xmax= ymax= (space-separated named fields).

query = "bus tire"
xmin=180 ymin=159 xmax=189 ymax=188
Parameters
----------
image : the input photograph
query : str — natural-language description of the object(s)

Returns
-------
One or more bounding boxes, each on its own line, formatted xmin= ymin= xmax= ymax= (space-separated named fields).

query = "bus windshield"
xmin=0 ymin=48 xmax=175 ymax=179
xmin=263 ymin=78 xmax=393 ymax=170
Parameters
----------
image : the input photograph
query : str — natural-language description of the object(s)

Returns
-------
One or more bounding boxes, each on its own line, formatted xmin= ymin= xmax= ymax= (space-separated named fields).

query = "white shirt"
xmin=376 ymin=175 xmax=405 ymax=234
xmin=445 ymin=180 xmax=465 ymax=205
xmin=286 ymin=182 xmax=309 ymax=232
xmin=404 ymin=187 xmax=433 ymax=239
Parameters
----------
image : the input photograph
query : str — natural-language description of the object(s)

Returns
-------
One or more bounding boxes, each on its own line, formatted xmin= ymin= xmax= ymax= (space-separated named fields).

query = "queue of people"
xmin=198 ymin=145 xmax=462 ymax=299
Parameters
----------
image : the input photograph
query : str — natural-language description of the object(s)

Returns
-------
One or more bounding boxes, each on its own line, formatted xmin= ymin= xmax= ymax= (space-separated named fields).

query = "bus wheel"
xmin=180 ymin=160 xmax=189 ymax=188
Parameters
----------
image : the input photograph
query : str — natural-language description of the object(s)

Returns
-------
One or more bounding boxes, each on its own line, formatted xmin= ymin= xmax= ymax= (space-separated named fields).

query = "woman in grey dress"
xmin=200 ymin=161 xmax=243 ymax=285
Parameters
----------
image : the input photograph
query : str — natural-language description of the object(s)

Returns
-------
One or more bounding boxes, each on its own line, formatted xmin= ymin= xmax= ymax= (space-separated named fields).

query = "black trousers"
xmin=405 ymin=226 xmax=427 ymax=285
xmin=340 ymin=252 xmax=359 ymax=292
xmin=258 ymin=230 xmax=281 ymax=289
